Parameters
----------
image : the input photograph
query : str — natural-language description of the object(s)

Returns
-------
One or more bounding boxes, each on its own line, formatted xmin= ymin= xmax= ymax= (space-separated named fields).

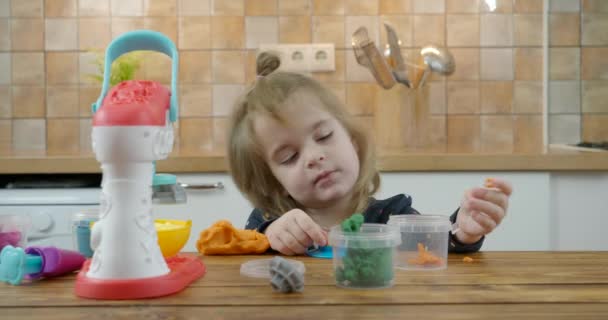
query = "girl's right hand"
xmin=264 ymin=209 xmax=328 ymax=255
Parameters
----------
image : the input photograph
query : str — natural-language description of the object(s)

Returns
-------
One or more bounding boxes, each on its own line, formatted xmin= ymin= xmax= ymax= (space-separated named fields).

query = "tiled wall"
xmin=548 ymin=0 xmax=608 ymax=145
xmin=0 ymin=0 xmax=605 ymax=156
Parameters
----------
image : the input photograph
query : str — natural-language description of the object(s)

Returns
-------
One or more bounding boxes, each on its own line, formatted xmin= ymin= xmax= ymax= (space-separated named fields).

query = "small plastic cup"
xmin=0 ymin=214 xmax=31 ymax=250
xmin=71 ymin=210 xmax=99 ymax=258
xmin=329 ymin=223 xmax=401 ymax=289
xmin=388 ymin=215 xmax=451 ymax=270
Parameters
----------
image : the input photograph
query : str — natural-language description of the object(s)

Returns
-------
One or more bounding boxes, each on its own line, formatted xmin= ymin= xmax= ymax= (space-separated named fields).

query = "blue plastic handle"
xmin=91 ymin=29 xmax=179 ymax=123
xmin=0 ymin=245 xmax=42 ymax=285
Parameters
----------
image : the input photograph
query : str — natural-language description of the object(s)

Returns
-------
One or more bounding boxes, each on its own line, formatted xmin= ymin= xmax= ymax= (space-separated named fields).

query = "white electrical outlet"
xmin=258 ymin=43 xmax=335 ymax=73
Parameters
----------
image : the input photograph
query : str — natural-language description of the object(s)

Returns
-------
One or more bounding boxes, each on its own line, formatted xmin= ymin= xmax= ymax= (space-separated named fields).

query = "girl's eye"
xmin=281 ymin=152 xmax=298 ymax=165
xmin=318 ymin=132 xmax=333 ymax=141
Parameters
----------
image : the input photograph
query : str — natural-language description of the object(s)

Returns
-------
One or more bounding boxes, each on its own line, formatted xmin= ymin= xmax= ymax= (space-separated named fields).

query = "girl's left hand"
xmin=455 ymin=178 xmax=513 ymax=244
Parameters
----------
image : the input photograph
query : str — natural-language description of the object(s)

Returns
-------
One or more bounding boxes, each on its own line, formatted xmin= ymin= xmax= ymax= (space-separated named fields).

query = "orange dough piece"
xmin=196 ymin=220 xmax=270 ymax=255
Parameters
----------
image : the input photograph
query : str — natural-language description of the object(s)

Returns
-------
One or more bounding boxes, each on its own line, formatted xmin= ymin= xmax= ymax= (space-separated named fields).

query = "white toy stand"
xmin=74 ymin=30 xmax=206 ymax=300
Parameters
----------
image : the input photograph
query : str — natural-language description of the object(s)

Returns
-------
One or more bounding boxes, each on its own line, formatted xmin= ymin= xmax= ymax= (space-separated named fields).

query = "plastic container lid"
xmin=72 ymin=209 xmax=99 ymax=227
xmin=328 ymin=223 xmax=401 ymax=249
xmin=388 ymin=215 xmax=452 ymax=233
xmin=240 ymin=258 xmax=305 ymax=279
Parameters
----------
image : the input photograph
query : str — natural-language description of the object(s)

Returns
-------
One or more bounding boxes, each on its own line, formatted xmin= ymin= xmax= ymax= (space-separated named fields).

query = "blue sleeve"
xmin=244 ymin=208 xmax=277 ymax=233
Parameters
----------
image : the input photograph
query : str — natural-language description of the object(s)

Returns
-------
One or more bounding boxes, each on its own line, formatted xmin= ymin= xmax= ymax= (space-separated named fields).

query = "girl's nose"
xmin=307 ymin=155 xmax=325 ymax=168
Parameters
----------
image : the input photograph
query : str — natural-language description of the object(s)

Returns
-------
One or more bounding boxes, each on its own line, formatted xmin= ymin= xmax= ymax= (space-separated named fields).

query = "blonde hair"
xmin=227 ymin=52 xmax=380 ymax=218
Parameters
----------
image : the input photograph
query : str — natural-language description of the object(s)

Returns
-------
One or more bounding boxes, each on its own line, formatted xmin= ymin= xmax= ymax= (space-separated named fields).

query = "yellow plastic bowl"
xmin=155 ymin=219 xmax=191 ymax=258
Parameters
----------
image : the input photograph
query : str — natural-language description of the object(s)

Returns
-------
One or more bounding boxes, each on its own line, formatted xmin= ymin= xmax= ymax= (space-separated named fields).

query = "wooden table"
xmin=1 ymin=252 xmax=608 ymax=319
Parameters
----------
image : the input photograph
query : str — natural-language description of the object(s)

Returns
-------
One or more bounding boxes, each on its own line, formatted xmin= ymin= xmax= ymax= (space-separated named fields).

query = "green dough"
xmin=336 ymin=214 xmax=393 ymax=288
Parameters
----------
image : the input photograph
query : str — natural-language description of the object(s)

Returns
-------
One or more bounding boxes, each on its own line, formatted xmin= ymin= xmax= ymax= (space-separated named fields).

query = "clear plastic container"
xmin=72 ymin=209 xmax=99 ymax=258
xmin=388 ymin=215 xmax=451 ymax=270
xmin=329 ymin=223 xmax=401 ymax=289
xmin=0 ymin=214 xmax=31 ymax=250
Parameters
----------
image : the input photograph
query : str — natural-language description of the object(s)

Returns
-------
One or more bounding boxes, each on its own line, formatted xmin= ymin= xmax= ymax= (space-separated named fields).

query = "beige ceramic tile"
xmin=550 ymin=0 xmax=580 ymax=12
xmin=345 ymin=48 xmax=375 ymax=82
xmin=144 ymin=0 xmax=177 ymax=16
xmin=212 ymin=84 xmax=245 ymax=116
xmin=0 ymin=86 xmax=10 ymax=118
xmin=513 ymin=81 xmax=542 ymax=114
xmin=481 ymin=81 xmax=513 ymax=114
xmin=45 ymin=19 xmax=78 ymax=51
xmin=11 ymin=19 xmax=43 ymax=50
xmin=549 ymin=114 xmax=580 ymax=144
xmin=279 ymin=16 xmax=311 ymax=43
xmin=549 ymin=81 xmax=580 ymax=114
xmin=414 ymin=15 xmax=444 ymax=46
xmin=12 ymin=52 xmax=44 ymax=86
xmin=0 ymin=19 xmax=9 ymax=51
xmin=345 ymin=16 xmax=379 ymax=47
xmin=312 ymin=50 xmax=345 ymax=82
xmin=79 ymin=18 xmax=111 ymax=50
xmin=513 ymin=115 xmax=542 ymax=153
xmin=0 ymin=120 xmax=10 ymax=153
xmin=179 ymin=118 xmax=214 ymax=153
xmin=550 ymin=48 xmax=580 ymax=80
xmin=47 ymin=119 xmax=79 ymax=155
xmin=212 ymin=16 xmax=244 ymax=48
xmin=550 ymin=13 xmax=580 ymax=46
xmin=179 ymin=85 xmax=212 ymax=117
xmin=447 ymin=0 xmax=479 ymax=13
xmin=583 ymin=0 xmax=608 ymax=13
xmin=178 ymin=17 xmax=210 ymax=49
xmin=111 ymin=18 xmax=144 ymax=39
xmin=514 ymin=14 xmax=543 ymax=46
xmin=79 ymin=85 xmax=101 ymax=117
xmin=480 ymin=48 xmax=513 ymax=81
xmin=0 ymin=0 xmax=7 ymax=17
xmin=582 ymin=115 xmax=608 ymax=141
xmin=141 ymin=51 xmax=172 ymax=83
xmin=480 ymin=115 xmax=513 ymax=153
xmin=426 ymin=81 xmax=446 ymax=114
xmin=211 ymin=117 xmax=228 ymax=153
xmin=110 ymin=0 xmax=143 ymax=16
xmin=373 ymin=86 xmax=410 ymax=151
xmin=79 ymin=118 xmax=92 ymax=154
xmin=345 ymin=83 xmax=376 ymax=115
xmin=212 ymin=0 xmax=244 ymax=15
xmin=479 ymin=0 xmax=512 ymax=13
xmin=79 ymin=0 xmax=110 ymax=16
xmin=447 ymin=81 xmax=480 ymax=114
xmin=144 ymin=17 xmax=178 ymax=44
xmin=582 ymin=14 xmax=608 ymax=46
xmin=12 ymin=119 xmax=45 ymax=152
xmin=313 ymin=16 xmax=344 ymax=48
xmin=582 ymin=81 xmax=608 ymax=113
xmin=447 ymin=14 xmax=479 ymax=46
xmin=246 ymin=0 xmax=277 ymax=15
xmin=380 ymin=0 xmax=411 ymax=14
xmin=582 ymin=48 xmax=608 ymax=80
xmin=11 ymin=0 xmax=42 ymax=17
xmin=246 ymin=16 xmax=278 ymax=49
xmin=414 ymin=0 xmax=444 ymax=13
xmin=480 ymin=14 xmax=513 ymax=46
xmin=212 ymin=51 xmax=245 ymax=84
xmin=45 ymin=0 xmax=77 ymax=17
xmin=447 ymin=48 xmax=479 ymax=80
xmin=245 ymin=50 xmax=257 ymax=84
xmin=12 ymin=86 xmax=45 ymax=118
xmin=279 ymin=0 xmax=311 ymax=15
xmin=179 ymin=51 xmax=211 ymax=84
xmin=46 ymin=86 xmax=79 ymax=118
xmin=515 ymin=48 xmax=543 ymax=81
xmin=514 ymin=0 xmax=543 ymax=13
xmin=379 ymin=15 xmax=413 ymax=49
xmin=325 ymin=83 xmax=346 ymax=105
xmin=46 ymin=52 xmax=79 ymax=85
xmin=417 ymin=115 xmax=447 ymax=153
xmin=0 ymin=53 xmax=8 ymax=85
xmin=447 ymin=115 xmax=480 ymax=153
xmin=78 ymin=52 xmax=99 ymax=85
xmin=345 ymin=0 xmax=378 ymax=15
xmin=178 ymin=0 xmax=210 ymax=16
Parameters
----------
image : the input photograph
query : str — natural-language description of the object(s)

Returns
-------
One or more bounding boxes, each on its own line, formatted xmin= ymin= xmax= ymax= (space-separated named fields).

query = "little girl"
xmin=227 ymin=52 xmax=512 ymax=255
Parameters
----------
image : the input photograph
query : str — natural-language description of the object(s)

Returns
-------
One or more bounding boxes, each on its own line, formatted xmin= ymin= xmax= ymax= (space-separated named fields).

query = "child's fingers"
xmin=485 ymin=178 xmax=513 ymax=196
xmin=278 ymin=232 xmax=307 ymax=254
xmin=286 ymin=222 xmax=314 ymax=248
xmin=471 ymin=188 xmax=509 ymax=211
xmin=267 ymin=233 xmax=296 ymax=255
xmin=466 ymin=198 xmax=504 ymax=226
xmin=295 ymin=213 xmax=327 ymax=246
xmin=471 ymin=211 xmax=497 ymax=234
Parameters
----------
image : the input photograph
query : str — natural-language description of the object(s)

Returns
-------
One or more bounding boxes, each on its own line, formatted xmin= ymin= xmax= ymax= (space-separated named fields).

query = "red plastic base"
xmin=74 ymin=255 xmax=206 ymax=300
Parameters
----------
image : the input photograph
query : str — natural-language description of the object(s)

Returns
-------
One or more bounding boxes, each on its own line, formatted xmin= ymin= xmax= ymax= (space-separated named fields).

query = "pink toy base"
xmin=74 ymin=255 xmax=206 ymax=300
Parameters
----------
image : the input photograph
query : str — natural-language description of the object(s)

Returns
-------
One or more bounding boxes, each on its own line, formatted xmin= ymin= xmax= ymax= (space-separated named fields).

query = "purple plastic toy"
xmin=0 ymin=245 xmax=85 ymax=285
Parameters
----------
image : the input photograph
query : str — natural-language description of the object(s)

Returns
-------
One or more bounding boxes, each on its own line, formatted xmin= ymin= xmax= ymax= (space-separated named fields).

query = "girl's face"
xmin=253 ymin=90 xmax=360 ymax=211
